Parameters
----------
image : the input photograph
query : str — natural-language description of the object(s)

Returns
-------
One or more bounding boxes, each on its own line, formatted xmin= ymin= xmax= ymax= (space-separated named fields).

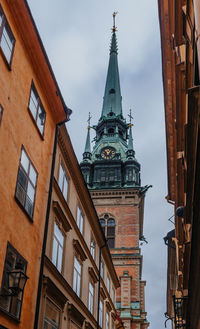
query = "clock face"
xmin=101 ymin=147 xmax=115 ymax=160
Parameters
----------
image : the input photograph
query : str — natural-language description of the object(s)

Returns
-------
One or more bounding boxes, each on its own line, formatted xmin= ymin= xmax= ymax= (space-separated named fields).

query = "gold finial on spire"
xmin=128 ymin=109 xmax=133 ymax=127
xmin=112 ymin=12 xmax=118 ymax=32
xmin=87 ymin=112 xmax=92 ymax=130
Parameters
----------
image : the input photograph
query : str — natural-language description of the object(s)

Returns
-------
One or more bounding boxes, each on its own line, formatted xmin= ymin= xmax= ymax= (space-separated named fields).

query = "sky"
xmin=27 ymin=1 xmax=173 ymax=328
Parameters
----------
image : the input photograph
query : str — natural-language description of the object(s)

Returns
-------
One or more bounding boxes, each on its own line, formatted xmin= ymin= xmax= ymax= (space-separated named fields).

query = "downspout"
xmin=33 ymin=107 xmax=72 ymax=329
xmin=97 ymin=243 xmax=106 ymax=329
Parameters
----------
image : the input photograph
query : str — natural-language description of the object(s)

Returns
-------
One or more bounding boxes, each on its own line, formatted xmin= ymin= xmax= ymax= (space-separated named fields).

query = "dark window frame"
xmin=28 ymin=81 xmax=46 ymax=138
xmin=0 ymin=242 xmax=27 ymax=321
xmin=99 ymin=215 xmax=115 ymax=248
xmin=15 ymin=146 xmax=38 ymax=220
xmin=0 ymin=5 xmax=15 ymax=68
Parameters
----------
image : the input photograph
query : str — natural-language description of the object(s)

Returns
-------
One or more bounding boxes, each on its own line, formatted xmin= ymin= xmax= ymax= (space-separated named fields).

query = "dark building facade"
xmin=158 ymin=0 xmax=200 ymax=328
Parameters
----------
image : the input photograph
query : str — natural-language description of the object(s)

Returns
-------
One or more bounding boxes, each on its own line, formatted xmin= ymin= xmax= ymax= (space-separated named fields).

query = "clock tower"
xmin=80 ymin=14 xmax=150 ymax=329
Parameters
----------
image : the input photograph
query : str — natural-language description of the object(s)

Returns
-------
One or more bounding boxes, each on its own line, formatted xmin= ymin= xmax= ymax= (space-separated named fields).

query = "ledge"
xmin=73 ymin=239 xmax=87 ymax=261
xmin=53 ymin=200 xmax=72 ymax=232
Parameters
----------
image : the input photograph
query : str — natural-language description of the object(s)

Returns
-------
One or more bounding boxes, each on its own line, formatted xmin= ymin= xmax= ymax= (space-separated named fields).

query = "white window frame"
xmin=88 ymin=282 xmax=94 ymax=314
xmin=106 ymin=312 xmax=110 ymax=329
xmin=112 ymin=288 xmax=115 ymax=304
xmin=107 ymin=275 xmax=110 ymax=293
xmin=0 ymin=5 xmax=15 ymax=65
xmin=77 ymin=206 xmax=84 ymax=234
xmin=28 ymin=82 xmax=46 ymax=135
xmin=15 ymin=147 xmax=37 ymax=218
xmin=58 ymin=162 xmax=68 ymax=200
xmin=90 ymin=238 xmax=95 ymax=259
xmin=52 ymin=221 xmax=64 ymax=272
xmin=99 ymin=299 xmax=103 ymax=328
xmin=100 ymin=260 xmax=104 ymax=279
xmin=73 ymin=256 xmax=81 ymax=297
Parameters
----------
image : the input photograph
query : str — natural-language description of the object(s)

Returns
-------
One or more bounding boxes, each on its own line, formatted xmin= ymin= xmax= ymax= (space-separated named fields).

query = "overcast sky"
xmin=27 ymin=1 xmax=173 ymax=327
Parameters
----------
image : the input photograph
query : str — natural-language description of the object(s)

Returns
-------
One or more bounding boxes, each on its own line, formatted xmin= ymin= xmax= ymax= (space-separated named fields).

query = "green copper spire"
xmin=128 ymin=125 xmax=134 ymax=151
xmin=84 ymin=128 xmax=91 ymax=153
xmin=83 ymin=113 xmax=92 ymax=161
xmin=127 ymin=110 xmax=135 ymax=159
xmin=100 ymin=13 xmax=123 ymax=119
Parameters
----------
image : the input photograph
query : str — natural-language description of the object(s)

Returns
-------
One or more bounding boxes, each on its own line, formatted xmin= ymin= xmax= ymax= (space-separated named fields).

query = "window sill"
xmin=27 ymin=108 xmax=45 ymax=141
xmin=14 ymin=196 xmax=34 ymax=223
xmin=0 ymin=305 xmax=20 ymax=323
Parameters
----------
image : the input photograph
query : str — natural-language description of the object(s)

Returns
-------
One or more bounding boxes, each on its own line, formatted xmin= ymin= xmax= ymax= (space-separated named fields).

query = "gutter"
xmin=33 ymin=107 xmax=72 ymax=329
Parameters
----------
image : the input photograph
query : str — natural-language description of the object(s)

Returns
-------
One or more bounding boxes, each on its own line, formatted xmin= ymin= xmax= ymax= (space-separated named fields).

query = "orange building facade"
xmin=0 ymin=0 xmax=68 ymax=328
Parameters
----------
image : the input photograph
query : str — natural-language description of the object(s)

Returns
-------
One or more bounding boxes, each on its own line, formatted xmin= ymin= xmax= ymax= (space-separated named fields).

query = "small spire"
xmin=87 ymin=112 xmax=92 ymax=130
xmin=128 ymin=125 xmax=134 ymax=151
xmin=83 ymin=113 xmax=92 ymax=160
xmin=128 ymin=109 xmax=133 ymax=127
xmin=127 ymin=109 xmax=135 ymax=158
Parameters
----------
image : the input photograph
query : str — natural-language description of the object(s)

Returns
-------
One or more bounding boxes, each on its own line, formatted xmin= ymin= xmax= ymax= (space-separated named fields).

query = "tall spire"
xmin=83 ymin=113 xmax=92 ymax=161
xmin=100 ymin=13 xmax=123 ymax=119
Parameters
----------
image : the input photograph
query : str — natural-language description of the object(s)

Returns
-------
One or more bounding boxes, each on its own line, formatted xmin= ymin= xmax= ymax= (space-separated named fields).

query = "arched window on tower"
xmin=99 ymin=214 xmax=115 ymax=248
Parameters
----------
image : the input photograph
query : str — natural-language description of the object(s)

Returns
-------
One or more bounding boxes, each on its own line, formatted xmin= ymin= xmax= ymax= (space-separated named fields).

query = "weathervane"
xmin=87 ymin=112 xmax=92 ymax=130
xmin=128 ymin=109 xmax=133 ymax=127
xmin=112 ymin=12 xmax=118 ymax=32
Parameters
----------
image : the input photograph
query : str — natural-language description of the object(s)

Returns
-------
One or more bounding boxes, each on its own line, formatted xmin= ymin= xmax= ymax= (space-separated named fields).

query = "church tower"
xmin=80 ymin=13 xmax=150 ymax=329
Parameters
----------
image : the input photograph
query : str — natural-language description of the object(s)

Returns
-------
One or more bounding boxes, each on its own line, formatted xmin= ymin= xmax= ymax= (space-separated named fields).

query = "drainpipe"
xmin=97 ymin=243 xmax=107 ymax=329
xmin=33 ymin=107 xmax=72 ymax=329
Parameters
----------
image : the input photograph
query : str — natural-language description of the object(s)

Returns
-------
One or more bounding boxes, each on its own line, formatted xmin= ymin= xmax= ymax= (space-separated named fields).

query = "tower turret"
xmin=80 ymin=13 xmax=149 ymax=329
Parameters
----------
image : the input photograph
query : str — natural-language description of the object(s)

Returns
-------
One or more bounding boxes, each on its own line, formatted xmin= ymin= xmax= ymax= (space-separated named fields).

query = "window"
xmin=111 ymin=288 xmax=115 ymax=304
xmin=77 ymin=206 xmax=84 ymax=234
xmin=99 ymin=299 xmax=103 ymax=328
xmin=90 ymin=238 xmax=95 ymax=259
xmin=0 ymin=104 xmax=3 ymax=125
xmin=58 ymin=162 xmax=68 ymax=200
xmin=88 ymin=282 xmax=94 ymax=314
xmin=52 ymin=222 xmax=64 ymax=272
xmin=107 ymin=275 xmax=110 ymax=293
xmin=100 ymin=170 xmax=106 ymax=182
xmin=99 ymin=214 xmax=115 ymax=248
xmin=44 ymin=299 xmax=60 ymax=329
xmin=100 ymin=260 xmax=104 ymax=279
xmin=73 ymin=257 xmax=81 ymax=297
xmin=0 ymin=5 xmax=15 ymax=65
xmin=127 ymin=169 xmax=133 ymax=181
xmin=15 ymin=148 xmax=37 ymax=218
xmin=106 ymin=312 xmax=110 ymax=329
xmin=28 ymin=82 xmax=46 ymax=135
xmin=0 ymin=243 xmax=27 ymax=320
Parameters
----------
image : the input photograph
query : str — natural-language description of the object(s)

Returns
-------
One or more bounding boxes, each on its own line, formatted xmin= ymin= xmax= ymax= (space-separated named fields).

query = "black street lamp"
xmin=1 ymin=261 xmax=28 ymax=297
